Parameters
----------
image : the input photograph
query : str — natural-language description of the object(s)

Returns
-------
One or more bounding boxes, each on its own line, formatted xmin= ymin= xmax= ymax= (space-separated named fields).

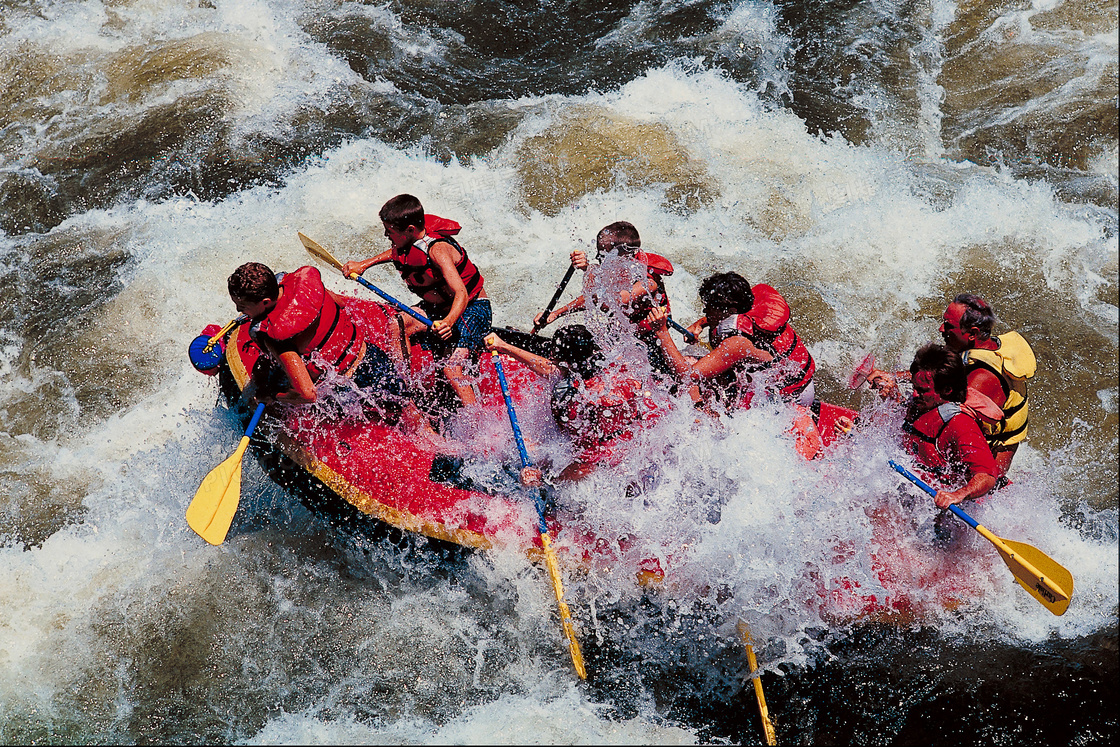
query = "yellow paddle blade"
xmin=996 ymin=537 xmax=1074 ymax=616
xmin=540 ymin=533 xmax=587 ymax=680
xmin=298 ymin=232 xmax=345 ymax=272
xmin=186 ymin=437 xmax=250 ymax=546
xmin=737 ymin=621 xmax=777 ymax=746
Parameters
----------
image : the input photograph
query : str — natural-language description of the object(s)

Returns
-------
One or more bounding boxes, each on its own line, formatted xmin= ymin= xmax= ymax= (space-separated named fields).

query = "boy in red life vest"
xmin=648 ymin=271 xmax=817 ymax=409
xmin=866 ymin=294 xmax=1036 ymax=477
xmin=228 ymin=262 xmax=423 ymax=429
xmin=532 ymin=221 xmax=676 ymax=374
xmin=341 ymin=194 xmax=491 ymax=408
xmin=897 ymin=344 xmax=999 ymax=509
xmin=485 ymin=326 xmax=663 ymax=486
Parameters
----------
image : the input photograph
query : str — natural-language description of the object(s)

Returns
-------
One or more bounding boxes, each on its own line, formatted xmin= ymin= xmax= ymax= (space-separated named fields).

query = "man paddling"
xmin=533 ymin=221 xmax=678 ymax=374
xmin=485 ymin=327 xmax=664 ymax=485
xmin=895 ymin=344 xmax=999 ymax=509
xmin=868 ymin=294 xmax=1036 ymax=477
xmin=228 ymin=262 xmax=410 ymax=423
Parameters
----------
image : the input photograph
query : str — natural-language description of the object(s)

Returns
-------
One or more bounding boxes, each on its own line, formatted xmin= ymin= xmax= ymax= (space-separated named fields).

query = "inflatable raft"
xmin=191 ymin=290 xmax=982 ymax=619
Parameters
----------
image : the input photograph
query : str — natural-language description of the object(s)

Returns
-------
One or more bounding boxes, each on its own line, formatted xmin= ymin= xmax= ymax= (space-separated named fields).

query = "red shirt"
xmin=905 ymin=403 xmax=999 ymax=484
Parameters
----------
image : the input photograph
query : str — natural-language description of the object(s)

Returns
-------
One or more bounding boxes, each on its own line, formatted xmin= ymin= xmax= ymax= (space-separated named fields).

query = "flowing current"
xmin=1 ymin=0 xmax=1117 ymax=743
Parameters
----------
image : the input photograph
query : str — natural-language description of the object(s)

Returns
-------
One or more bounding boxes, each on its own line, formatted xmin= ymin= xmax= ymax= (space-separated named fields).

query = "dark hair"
xmin=952 ymin=293 xmax=997 ymax=341
xmin=379 ymin=194 xmax=425 ymax=232
xmin=698 ymin=272 xmax=754 ymax=314
xmin=550 ymin=324 xmax=603 ymax=379
xmin=910 ymin=343 xmax=967 ymax=402
xmin=228 ymin=262 xmax=278 ymax=303
xmin=595 ymin=221 xmax=641 ymax=258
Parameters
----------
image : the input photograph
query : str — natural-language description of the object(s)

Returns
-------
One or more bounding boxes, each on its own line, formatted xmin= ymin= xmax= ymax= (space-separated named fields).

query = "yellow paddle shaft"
xmin=738 ymin=622 xmax=777 ymax=745
xmin=540 ymin=533 xmax=587 ymax=680
xmin=204 ymin=317 xmax=242 ymax=352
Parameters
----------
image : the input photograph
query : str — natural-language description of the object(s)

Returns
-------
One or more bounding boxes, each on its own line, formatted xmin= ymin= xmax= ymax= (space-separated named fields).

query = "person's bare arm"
xmin=485 ymin=334 xmax=561 ymax=379
xmin=935 ymin=472 xmax=998 ymax=509
xmin=274 ymin=349 xmax=317 ymax=404
xmin=341 ymin=249 xmax=393 ymax=278
xmin=428 ymin=243 xmax=471 ymax=340
xmin=648 ymin=307 xmax=772 ymax=381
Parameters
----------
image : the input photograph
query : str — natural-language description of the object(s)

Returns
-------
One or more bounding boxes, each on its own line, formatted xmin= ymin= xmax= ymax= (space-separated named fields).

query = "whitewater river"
xmin=2 ymin=0 xmax=1117 ymax=743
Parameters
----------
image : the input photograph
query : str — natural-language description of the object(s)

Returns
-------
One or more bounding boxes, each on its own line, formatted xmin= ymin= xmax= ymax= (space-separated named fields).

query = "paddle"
xmin=847 ymin=353 xmax=876 ymax=389
xmin=889 ymin=460 xmax=1073 ymax=615
xmin=667 ymin=316 xmax=699 ymax=345
xmin=186 ymin=402 xmax=266 ymax=545
xmin=736 ymin=621 xmax=777 ymax=745
xmin=490 ymin=348 xmax=588 ymax=679
xmin=298 ymin=232 xmax=433 ymax=328
xmin=532 ymin=264 xmax=577 ymax=334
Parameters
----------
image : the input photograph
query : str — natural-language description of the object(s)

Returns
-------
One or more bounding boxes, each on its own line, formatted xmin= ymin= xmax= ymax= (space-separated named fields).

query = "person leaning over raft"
xmin=227 ymin=262 xmax=411 ymax=422
xmin=341 ymin=194 xmax=491 ymax=408
xmin=485 ymin=326 xmax=662 ymax=485
xmin=533 ymin=221 xmax=677 ymax=374
xmin=894 ymin=344 xmax=999 ymax=509
xmin=647 ymin=271 xmax=817 ymax=410
xmin=867 ymin=294 xmax=1036 ymax=477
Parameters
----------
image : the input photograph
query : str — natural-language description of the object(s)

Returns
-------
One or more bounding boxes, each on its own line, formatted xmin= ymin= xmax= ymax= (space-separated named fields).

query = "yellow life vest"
xmin=962 ymin=331 xmax=1036 ymax=447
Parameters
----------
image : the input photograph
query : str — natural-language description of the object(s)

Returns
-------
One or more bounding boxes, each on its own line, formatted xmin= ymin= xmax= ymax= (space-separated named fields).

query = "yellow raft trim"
xmin=224 ymin=325 xmax=496 ymax=551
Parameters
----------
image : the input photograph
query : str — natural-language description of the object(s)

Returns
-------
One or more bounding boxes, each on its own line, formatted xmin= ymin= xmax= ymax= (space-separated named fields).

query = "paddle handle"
xmin=349 ymin=274 xmax=433 ymax=328
xmin=491 ymin=350 xmax=588 ymax=680
xmin=532 ymin=264 xmax=577 ymax=334
xmin=667 ymin=316 xmax=698 ymax=344
xmin=205 ymin=315 xmax=247 ymax=352
xmin=889 ymin=460 xmax=978 ymax=528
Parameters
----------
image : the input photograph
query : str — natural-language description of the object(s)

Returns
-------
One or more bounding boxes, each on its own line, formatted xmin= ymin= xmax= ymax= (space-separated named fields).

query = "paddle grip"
xmin=668 ymin=317 xmax=698 ymax=344
xmin=889 ymin=460 xmax=980 ymax=529
xmin=532 ymin=264 xmax=577 ymax=334
xmin=352 ymin=276 xmax=433 ymax=328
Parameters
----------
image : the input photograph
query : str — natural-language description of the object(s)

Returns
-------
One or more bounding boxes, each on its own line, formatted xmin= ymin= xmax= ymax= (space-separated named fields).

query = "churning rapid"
xmin=1 ymin=0 xmax=1117 ymax=743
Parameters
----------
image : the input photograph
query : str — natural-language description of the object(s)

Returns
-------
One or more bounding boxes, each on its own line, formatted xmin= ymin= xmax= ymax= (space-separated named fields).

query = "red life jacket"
xmin=710 ymin=283 xmax=815 ymax=401
xmin=250 ymin=266 xmax=364 ymax=380
xmin=550 ymin=372 xmax=660 ymax=462
xmin=392 ymin=215 xmax=484 ymax=315
xmin=629 ymin=251 xmax=673 ymax=328
xmin=903 ymin=403 xmax=964 ymax=478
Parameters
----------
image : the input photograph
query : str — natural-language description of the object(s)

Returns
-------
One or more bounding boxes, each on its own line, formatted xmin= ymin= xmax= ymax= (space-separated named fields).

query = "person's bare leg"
xmin=390 ymin=314 xmax=424 ymax=374
xmin=443 ymin=348 xmax=477 ymax=406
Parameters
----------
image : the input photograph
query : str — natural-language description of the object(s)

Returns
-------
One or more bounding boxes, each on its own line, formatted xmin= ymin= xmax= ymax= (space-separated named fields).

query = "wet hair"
xmin=952 ymin=293 xmax=997 ymax=341
xmin=379 ymin=194 xmax=425 ymax=232
xmin=228 ymin=262 xmax=278 ymax=303
xmin=698 ymin=272 xmax=754 ymax=314
xmin=910 ymin=343 xmax=967 ymax=403
xmin=550 ymin=324 xmax=603 ymax=380
xmin=595 ymin=221 xmax=641 ymax=258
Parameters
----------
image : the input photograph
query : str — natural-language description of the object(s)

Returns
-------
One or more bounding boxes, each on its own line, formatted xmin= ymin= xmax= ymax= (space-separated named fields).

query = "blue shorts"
xmin=417 ymin=297 xmax=492 ymax=355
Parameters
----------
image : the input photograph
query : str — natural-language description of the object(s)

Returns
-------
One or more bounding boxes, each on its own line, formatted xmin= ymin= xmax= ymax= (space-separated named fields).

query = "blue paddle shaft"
xmin=889 ymin=459 xmax=979 ymax=529
xmin=491 ymin=354 xmax=532 ymax=468
xmin=668 ymin=317 xmax=698 ymax=344
xmin=491 ymin=352 xmax=551 ymax=533
xmin=351 ymin=275 xmax=432 ymax=327
xmin=245 ymin=402 xmax=266 ymax=437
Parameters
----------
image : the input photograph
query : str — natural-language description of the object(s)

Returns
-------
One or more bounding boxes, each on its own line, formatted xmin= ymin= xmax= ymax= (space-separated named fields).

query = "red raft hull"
xmin=219 ymin=295 xmax=951 ymax=616
xmin=224 ymin=297 xmax=546 ymax=551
